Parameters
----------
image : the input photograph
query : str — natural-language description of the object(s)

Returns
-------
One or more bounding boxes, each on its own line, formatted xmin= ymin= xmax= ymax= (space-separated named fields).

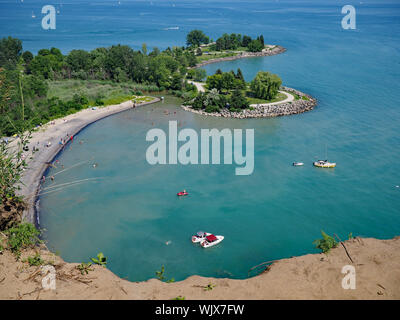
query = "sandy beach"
xmin=1 ymin=235 xmax=399 ymax=299
xmin=15 ymin=97 xmax=160 ymax=225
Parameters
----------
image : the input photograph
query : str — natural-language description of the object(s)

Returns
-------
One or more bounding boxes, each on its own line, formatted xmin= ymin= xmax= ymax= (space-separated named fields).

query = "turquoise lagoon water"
xmin=5 ymin=0 xmax=399 ymax=281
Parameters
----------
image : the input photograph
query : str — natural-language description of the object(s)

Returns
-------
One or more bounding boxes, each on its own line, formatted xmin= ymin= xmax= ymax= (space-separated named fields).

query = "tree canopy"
xmin=0 ymin=37 xmax=22 ymax=69
xmin=250 ymin=71 xmax=282 ymax=100
xmin=186 ymin=30 xmax=210 ymax=47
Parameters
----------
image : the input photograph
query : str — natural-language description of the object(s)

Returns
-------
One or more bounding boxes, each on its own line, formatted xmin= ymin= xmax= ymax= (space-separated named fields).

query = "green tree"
xmin=250 ymin=71 xmax=282 ymax=100
xmin=0 ymin=36 xmax=22 ymax=69
xmin=230 ymin=88 xmax=249 ymax=109
xmin=142 ymin=43 xmax=148 ymax=56
xmin=186 ymin=30 xmax=209 ymax=47
xmin=235 ymin=68 xmax=245 ymax=82
xmin=170 ymin=72 xmax=183 ymax=90
xmin=259 ymin=35 xmax=265 ymax=46
xmin=66 ymin=49 xmax=91 ymax=73
xmin=21 ymin=51 xmax=33 ymax=65
xmin=187 ymin=68 xmax=206 ymax=81
xmin=248 ymin=39 xmax=264 ymax=52
xmin=206 ymin=73 xmax=223 ymax=91
xmin=242 ymin=35 xmax=252 ymax=47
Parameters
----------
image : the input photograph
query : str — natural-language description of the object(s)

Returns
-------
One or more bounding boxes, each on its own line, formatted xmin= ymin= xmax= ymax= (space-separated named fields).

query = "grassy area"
xmin=291 ymin=91 xmax=310 ymax=101
xmin=47 ymin=80 xmax=156 ymax=106
xmin=196 ymin=51 xmax=237 ymax=63
xmin=246 ymin=92 xmax=287 ymax=105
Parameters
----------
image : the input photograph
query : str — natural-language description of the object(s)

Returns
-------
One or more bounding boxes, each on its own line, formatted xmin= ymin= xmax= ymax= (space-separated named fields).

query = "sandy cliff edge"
xmin=1 ymin=236 xmax=399 ymax=300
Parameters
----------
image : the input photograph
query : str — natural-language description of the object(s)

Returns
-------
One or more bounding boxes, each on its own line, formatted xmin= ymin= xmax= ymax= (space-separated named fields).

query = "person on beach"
xmin=50 ymin=176 xmax=54 ymax=181
xmin=42 ymin=176 xmax=45 ymax=183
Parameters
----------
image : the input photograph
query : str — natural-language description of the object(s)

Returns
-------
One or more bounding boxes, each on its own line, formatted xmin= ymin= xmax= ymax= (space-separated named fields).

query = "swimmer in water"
xmin=93 ymin=163 xmax=98 ymax=168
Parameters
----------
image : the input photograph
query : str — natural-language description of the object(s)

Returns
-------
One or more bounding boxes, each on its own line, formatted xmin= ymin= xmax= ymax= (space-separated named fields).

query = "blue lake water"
xmin=3 ymin=0 xmax=399 ymax=281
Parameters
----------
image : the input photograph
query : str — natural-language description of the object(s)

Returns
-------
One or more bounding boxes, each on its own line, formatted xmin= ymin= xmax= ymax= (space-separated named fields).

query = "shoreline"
xmin=17 ymin=97 xmax=160 ymax=225
xmin=182 ymin=86 xmax=317 ymax=119
xmin=1 ymin=235 xmax=399 ymax=299
xmin=191 ymin=45 xmax=287 ymax=69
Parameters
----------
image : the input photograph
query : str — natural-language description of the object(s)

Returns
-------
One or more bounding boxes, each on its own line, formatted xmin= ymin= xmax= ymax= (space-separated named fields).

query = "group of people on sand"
xmin=58 ymin=133 xmax=74 ymax=146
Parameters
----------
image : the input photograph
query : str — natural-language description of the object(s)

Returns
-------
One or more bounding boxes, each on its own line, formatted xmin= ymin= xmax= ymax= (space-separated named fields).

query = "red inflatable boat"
xmin=177 ymin=191 xmax=189 ymax=196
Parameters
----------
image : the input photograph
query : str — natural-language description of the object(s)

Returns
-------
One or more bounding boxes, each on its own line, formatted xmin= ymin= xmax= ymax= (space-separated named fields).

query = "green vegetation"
xmin=204 ymin=283 xmax=216 ymax=291
xmin=172 ymin=296 xmax=185 ymax=300
xmin=187 ymin=69 xmax=283 ymax=113
xmin=23 ymin=252 xmax=44 ymax=266
xmin=348 ymin=232 xmax=353 ymax=240
xmin=91 ymin=252 xmax=107 ymax=267
xmin=155 ymin=265 xmax=175 ymax=283
xmin=77 ymin=262 xmax=94 ymax=275
xmin=196 ymin=51 xmax=237 ymax=63
xmin=250 ymin=71 xmax=282 ymax=100
xmin=209 ymin=33 xmax=265 ymax=52
xmin=187 ymin=68 xmax=207 ymax=81
xmin=5 ymin=223 xmax=41 ymax=259
xmin=0 ymin=31 xmax=279 ymax=135
xmin=0 ymin=36 xmax=198 ymax=136
xmin=186 ymin=30 xmax=210 ymax=47
xmin=246 ymin=92 xmax=287 ymax=105
xmin=313 ymin=231 xmax=338 ymax=253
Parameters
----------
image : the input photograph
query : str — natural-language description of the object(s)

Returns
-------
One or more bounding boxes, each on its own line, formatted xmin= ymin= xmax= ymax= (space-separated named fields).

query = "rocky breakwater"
xmin=181 ymin=86 xmax=317 ymax=119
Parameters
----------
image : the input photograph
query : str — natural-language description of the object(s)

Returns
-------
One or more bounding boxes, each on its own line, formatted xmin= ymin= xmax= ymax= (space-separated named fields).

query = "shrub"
xmin=91 ymin=252 xmax=107 ymax=267
xmin=77 ymin=262 xmax=94 ymax=275
xmin=205 ymin=105 xmax=220 ymax=113
xmin=24 ymin=253 xmax=44 ymax=266
xmin=5 ymin=223 xmax=41 ymax=259
xmin=156 ymin=265 xmax=175 ymax=283
xmin=313 ymin=230 xmax=338 ymax=253
xmin=95 ymin=98 xmax=104 ymax=106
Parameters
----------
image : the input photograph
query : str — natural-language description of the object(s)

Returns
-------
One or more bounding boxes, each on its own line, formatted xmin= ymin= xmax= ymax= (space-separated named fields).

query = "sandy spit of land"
xmin=0 ymin=236 xmax=399 ymax=300
xmin=14 ymin=98 xmax=160 ymax=225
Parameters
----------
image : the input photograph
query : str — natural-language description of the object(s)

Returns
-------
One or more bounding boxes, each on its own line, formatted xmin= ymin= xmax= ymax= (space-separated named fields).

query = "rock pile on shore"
xmin=182 ymin=86 xmax=317 ymax=119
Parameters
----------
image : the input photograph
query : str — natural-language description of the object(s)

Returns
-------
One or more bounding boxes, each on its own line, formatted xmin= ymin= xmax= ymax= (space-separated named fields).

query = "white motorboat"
xmin=293 ymin=162 xmax=304 ymax=166
xmin=200 ymin=234 xmax=224 ymax=248
xmin=191 ymin=231 xmax=211 ymax=243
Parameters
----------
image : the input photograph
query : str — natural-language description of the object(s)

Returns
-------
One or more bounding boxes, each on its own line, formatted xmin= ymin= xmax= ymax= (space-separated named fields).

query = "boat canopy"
xmin=197 ymin=231 xmax=205 ymax=237
xmin=206 ymin=234 xmax=217 ymax=242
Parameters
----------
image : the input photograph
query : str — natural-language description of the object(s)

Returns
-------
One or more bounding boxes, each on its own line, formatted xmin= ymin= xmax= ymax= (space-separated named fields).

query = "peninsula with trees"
xmin=0 ymin=29 xmax=315 ymax=138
